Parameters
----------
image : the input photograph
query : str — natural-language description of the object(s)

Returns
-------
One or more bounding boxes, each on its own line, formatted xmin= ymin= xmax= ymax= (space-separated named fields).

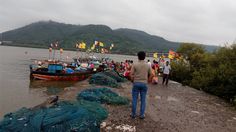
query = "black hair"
xmin=137 ymin=51 xmax=146 ymax=60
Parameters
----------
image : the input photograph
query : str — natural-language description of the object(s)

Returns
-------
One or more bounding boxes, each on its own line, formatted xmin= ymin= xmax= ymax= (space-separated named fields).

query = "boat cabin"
xmin=48 ymin=64 xmax=63 ymax=73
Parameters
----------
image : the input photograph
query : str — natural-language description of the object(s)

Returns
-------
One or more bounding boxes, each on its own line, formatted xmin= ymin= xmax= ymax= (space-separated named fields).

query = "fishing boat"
xmin=30 ymin=63 xmax=98 ymax=81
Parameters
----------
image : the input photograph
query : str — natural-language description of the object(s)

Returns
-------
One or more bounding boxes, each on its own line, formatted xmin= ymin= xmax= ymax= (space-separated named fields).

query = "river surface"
xmin=0 ymin=46 xmax=143 ymax=117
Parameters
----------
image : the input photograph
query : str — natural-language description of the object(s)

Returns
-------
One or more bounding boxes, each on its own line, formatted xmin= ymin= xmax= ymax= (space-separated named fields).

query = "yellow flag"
xmin=81 ymin=42 xmax=86 ymax=49
xmin=99 ymin=42 xmax=104 ymax=47
xmin=78 ymin=43 xmax=82 ymax=49
xmin=168 ymin=50 xmax=175 ymax=59
xmin=91 ymin=44 xmax=95 ymax=50
xmin=153 ymin=52 xmax=158 ymax=58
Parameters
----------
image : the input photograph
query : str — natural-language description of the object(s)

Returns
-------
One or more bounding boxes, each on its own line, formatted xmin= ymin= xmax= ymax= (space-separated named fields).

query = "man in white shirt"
xmin=147 ymin=59 xmax=151 ymax=67
xmin=162 ymin=61 xmax=171 ymax=85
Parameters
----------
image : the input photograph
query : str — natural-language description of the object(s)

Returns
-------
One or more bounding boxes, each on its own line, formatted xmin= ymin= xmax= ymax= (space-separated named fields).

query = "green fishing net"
xmin=89 ymin=73 xmax=120 ymax=88
xmin=89 ymin=70 xmax=127 ymax=88
xmin=77 ymin=87 xmax=129 ymax=105
xmin=0 ymin=100 xmax=108 ymax=132
xmin=102 ymin=70 xmax=127 ymax=82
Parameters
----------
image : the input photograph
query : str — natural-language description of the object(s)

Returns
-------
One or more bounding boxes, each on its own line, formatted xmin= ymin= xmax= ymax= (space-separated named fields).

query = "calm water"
xmin=0 ymin=46 xmax=143 ymax=117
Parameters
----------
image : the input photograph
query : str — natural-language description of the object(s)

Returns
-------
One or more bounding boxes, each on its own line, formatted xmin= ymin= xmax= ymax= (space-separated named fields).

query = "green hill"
xmin=2 ymin=20 xmax=218 ymax=54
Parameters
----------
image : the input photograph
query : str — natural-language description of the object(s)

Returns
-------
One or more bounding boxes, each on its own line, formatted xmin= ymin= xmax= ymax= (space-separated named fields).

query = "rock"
xmin=115 ymin=124 xmax=136 ymax=132
xmin=167 ymin=96 xmax=179 ymax=102
xmin=101 ymin=122 xmax=106 ymax=128
xmin=191 ymin=111 xmax=200 ymax=114
xmin=155 ymin=95 xmax=161 ymax=99
xmin=106 ymin=126 xmax=112 ymax=130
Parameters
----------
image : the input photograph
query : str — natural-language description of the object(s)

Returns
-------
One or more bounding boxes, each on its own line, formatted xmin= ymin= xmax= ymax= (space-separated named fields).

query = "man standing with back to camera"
xmin=130 ymin=51 xmax=151 ymax=119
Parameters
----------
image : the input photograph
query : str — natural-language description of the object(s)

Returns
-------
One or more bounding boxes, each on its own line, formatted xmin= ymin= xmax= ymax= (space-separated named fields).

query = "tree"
xmin=177 ymin=43 xmax=205 ymax=70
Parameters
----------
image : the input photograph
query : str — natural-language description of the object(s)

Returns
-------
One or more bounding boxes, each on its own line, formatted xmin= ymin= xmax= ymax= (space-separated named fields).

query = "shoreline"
xmin=1 ymin=44 xmax=137 ymax=56
xmin=2 ymin=79 xmax=236 ymax=131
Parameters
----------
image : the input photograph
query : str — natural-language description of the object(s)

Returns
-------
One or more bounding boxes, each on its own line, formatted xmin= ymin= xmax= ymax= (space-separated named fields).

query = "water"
xmin=0 ymin=46 xmax=146 ymax=117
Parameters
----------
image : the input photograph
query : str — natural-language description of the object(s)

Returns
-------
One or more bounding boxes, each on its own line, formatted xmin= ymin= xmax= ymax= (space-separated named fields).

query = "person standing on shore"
xmin=130 ymin=51 xmax=151 ymax=119
xmin=162 ymin=61 xmax=171 ymax=85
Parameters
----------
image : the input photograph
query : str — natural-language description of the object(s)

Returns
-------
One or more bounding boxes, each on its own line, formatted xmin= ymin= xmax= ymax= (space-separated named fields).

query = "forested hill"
xmin=2 ymin=21 xmax=218 ymax=54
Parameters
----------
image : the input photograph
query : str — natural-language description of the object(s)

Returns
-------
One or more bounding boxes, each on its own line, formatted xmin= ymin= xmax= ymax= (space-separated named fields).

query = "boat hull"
xmin=30 ymin=71 xmax=94 ymax=81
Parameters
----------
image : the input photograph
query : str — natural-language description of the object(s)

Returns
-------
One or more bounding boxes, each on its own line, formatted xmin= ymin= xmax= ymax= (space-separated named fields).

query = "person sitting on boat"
xmin=88 ymin=63 xmax=95 ymax=71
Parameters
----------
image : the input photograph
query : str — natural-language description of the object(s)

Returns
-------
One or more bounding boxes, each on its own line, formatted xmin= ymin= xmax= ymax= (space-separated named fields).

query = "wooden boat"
xmin=30 ymin=64 xmax=97 ymax=81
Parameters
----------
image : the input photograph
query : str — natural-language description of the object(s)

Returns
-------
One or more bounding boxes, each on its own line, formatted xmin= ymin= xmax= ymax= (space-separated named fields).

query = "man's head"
xmin=166 ymin=61 xmax=169 ymax=65
xmin=137 ymin=51 xmax=146 ymax=60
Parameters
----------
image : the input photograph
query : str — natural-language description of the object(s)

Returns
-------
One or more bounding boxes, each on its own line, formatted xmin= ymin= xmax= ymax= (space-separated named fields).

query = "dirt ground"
xmin=55 ymin=79 xmax=236 ymax=132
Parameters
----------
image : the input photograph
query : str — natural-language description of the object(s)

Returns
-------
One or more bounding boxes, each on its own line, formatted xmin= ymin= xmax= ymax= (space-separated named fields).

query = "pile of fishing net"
xmin=89 ymin=70 xmax=126 ymax=88
xmin=0 ymin=100 xmax=108 ymax=132
xmin=77 ymin=87 xmax=129 ymax=105
xmin=103 ymin=70 xmax=127 ymax=82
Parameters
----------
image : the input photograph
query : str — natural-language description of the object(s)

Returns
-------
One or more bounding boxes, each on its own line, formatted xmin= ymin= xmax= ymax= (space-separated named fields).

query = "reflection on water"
xmin=29 ymin=81 xmax=76 ymax=95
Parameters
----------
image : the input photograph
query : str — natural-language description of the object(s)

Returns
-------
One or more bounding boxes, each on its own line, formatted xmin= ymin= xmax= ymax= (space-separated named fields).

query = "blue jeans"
xmin=132 ymin=82 xmax=148 ymax=117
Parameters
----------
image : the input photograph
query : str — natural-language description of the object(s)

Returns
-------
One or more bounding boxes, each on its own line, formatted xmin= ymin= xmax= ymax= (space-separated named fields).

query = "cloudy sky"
xmin=0 ymin=0 xmax=236 ymax=45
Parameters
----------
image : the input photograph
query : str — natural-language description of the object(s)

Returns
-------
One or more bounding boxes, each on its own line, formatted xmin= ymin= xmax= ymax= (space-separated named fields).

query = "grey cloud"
xmin=0 ymin=0 xmax=235 ymax=45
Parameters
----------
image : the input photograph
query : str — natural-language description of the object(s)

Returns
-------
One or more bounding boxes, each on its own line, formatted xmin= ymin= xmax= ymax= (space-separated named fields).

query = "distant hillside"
xmin=2 ymin=21 xmax=218 ymax=54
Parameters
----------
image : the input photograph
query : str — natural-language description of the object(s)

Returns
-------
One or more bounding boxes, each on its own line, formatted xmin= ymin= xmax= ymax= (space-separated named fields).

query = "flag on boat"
xmin=153 ymin=52 xmax=158 ymax=59
xmin=110 ymin=44 xmax=114 ymax=50
xmin=94 ymin=41 xmax=99 ymax=46
xmin=55 ymin=41 xmax=59 ymax=48
xmin=99 ymin=42 xmax=104 ymax=47
xmin=50 ymin=42 xmax=59 ymax=48
xmin=91 ymin=44 xmax=95 ymax=50
xmin=81 ymin=42 xmax=86 ymax=49
xmin=78 ymin=42 xmax=86 ymax=49
xmin=168 ymin=50 xmax=176 ymax=59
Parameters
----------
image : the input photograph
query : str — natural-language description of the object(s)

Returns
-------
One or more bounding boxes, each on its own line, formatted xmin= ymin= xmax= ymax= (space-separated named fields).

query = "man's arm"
xmin=130 ymin=65 xmax=135 ymax=82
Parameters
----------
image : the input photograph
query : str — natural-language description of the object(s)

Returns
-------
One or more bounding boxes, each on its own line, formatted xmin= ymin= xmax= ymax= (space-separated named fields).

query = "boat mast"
xmin=0 ymin=32 xmax=2 ymax=44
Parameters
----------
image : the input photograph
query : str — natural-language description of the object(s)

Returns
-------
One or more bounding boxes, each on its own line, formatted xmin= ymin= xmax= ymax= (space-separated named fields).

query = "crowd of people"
xmin=88 ymin=55 xmax=171 ymax=85
xmin=104 ymin=58 xmax=171 ymax=86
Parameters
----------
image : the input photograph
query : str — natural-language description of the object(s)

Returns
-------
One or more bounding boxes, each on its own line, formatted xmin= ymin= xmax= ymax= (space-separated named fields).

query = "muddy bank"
xmin=53 ymin=79 xmax=236 ymax=132
xmin=4 ymin=79 xmax=236 ymax=132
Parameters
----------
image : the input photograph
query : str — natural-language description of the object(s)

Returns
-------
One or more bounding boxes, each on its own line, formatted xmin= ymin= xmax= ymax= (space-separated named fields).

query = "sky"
xmin=0 ymin=0 xmax=236 ymax=45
